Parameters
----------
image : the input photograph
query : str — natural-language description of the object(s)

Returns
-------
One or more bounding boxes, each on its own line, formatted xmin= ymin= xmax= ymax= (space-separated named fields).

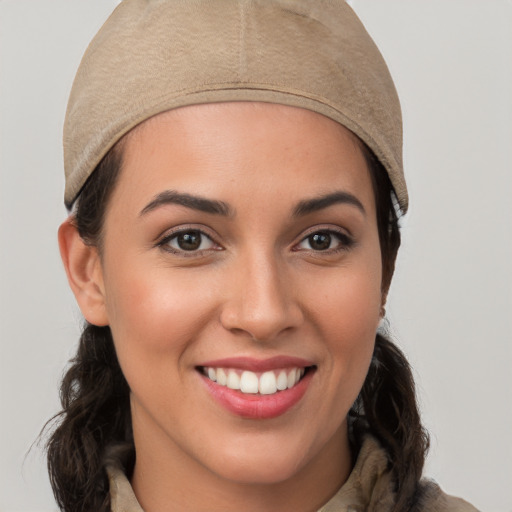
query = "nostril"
xmin=219 ymin=300 xmax=304 ymax=342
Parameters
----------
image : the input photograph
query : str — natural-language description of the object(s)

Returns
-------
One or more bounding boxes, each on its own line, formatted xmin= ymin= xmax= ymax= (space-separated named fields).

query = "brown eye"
xmin=177 ymin=231 xmax=202 ymax=251
xmin=162 ymin=229 xmax=217 ymax=253
xmin=296 ymin=229 xmax=354 ymax=253
xmin=308 ymin=232 xmax=332 ymax=251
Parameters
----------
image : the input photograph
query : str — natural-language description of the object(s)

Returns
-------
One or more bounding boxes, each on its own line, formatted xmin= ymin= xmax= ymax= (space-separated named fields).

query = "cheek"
xmin=101 ymin=262 xmax=223 ymax=431
xmin=103 ymin=259 xmax=219 ymax=363
xmin=307 ymin=256 xmax=382 ymax=339
xmin=316 ymin=278 xmax=379 ymax=426
xmin=302 ymin=250 xmax=382 ymax=395
xmin=322 ymin=278 xmax=380 ymax=371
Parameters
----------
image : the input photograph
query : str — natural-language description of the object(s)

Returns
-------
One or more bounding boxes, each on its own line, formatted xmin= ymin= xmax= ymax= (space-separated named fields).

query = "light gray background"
xmin=1 ymin=1 xmax=511 ymax=510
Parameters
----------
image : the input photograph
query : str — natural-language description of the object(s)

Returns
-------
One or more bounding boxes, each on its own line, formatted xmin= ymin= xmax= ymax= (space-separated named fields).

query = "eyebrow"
xmin=140 ymin=189 xmax=364 ymax=219
xmin=293 ymin=191 xmax=366 ymax=217
xmin=140 ymin=190 xmax=232 ymax=217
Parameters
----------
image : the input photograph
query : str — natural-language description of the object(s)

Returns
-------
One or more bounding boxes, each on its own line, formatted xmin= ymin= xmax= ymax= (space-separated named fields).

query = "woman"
xmin=47 ymin=1 xmax=478 ymax=511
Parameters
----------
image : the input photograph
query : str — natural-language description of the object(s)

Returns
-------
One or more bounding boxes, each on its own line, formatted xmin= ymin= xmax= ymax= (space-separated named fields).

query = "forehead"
xmin=113 ymin=102 xmax=375 ymax=214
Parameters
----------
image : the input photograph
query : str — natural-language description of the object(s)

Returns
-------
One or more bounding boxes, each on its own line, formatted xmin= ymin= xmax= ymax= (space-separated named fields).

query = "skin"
xmin=60 ymin=102 xmax=383 ymax=512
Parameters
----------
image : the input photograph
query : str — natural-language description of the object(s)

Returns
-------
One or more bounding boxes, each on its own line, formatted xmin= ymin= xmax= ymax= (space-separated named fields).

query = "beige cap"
xmin=64 ymin=0 xmax=407 ymax=212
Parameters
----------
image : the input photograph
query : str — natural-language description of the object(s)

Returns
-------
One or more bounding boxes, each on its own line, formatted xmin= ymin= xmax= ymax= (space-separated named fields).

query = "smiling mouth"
xmin=199 ymin=366 xmax=314 ymax=396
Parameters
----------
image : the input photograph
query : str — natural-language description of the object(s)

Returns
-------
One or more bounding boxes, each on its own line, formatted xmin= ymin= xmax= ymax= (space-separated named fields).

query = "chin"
xmin=210 ymin=450 xmax=307 ymax=485
xmin=196 ymin=427 xmax=332 ymax=486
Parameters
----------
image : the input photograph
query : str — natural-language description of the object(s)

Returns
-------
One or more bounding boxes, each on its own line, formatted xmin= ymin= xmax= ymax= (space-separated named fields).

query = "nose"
xmin=219 ymin=252 xmax=304 ymax=342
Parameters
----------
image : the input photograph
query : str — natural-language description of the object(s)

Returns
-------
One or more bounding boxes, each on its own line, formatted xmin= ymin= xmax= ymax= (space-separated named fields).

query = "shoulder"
xmin=412 ymin=479 xmax=480 ymax=512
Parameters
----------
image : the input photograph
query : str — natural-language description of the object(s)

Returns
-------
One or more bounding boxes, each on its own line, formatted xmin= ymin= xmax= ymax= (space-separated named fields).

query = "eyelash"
xmin=156 ymin=227 xmax=354 ymax=257
xmin=294 ymin=228 xmax=355 ymax=254
xmin=157 ymin=228 xmax=220 ymax=257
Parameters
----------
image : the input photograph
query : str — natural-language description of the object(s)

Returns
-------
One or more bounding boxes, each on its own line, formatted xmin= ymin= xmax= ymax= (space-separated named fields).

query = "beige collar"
xmin=107 ymin=436 xmax=395 ymax=512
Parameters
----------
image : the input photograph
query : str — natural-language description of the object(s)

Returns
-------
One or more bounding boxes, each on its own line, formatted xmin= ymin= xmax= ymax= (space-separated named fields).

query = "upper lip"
xmin=197 ymin=356 xmax=315 ymax=372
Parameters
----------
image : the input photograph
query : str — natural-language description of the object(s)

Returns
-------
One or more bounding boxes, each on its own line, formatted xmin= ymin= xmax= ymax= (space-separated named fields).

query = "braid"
xmin=351 ymin=334 xmax=430 ymax=512
xmin=46 ymin=324 xmax=133 ymax=512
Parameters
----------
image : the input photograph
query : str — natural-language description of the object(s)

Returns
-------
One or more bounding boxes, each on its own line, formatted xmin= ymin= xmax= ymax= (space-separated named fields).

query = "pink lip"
xmin=199 ymin=366 xmax=315 ymax=420
xmin=198 ymin=355 xmax=314 ymax=372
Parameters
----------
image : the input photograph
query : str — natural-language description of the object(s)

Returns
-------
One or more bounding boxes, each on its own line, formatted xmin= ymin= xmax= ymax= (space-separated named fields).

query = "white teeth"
xmin=259 ymin=371 xmax=277 ymax=395
xmin=217 ymin=368 xmax=227 ymax=386
xmin=276 ymin=371 xmax=288 ymax=391
xmin=240 ymin=371 xmax=259 ymax=393
xmin=203 ymin=366 xmax=308 ymax=395
xmin=226 ymin=370 xmax=240 ymax=390
xmin=287 ymin=368 xmax=297 ymax=389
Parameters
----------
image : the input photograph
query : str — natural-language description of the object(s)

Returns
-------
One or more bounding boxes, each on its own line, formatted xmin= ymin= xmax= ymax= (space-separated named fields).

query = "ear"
xmin=58 ymin=218 xmax=109 ymax=326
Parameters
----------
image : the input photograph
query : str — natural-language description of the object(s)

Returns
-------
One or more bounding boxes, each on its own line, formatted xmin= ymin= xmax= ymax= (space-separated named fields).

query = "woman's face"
xmin=97 ymin=103 xmax=382 ymax=489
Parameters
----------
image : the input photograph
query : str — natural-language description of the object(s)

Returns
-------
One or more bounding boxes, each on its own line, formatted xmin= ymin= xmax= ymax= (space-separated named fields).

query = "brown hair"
xmin=46 ymin=141 xmax=428 ymax=512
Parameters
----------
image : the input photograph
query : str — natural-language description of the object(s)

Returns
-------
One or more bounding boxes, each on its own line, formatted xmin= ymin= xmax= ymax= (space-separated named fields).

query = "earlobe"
xmin=380 ymin=285 xmax=389 ymax=319
xmin=58 ymin=218 xmax=109 ymax=326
